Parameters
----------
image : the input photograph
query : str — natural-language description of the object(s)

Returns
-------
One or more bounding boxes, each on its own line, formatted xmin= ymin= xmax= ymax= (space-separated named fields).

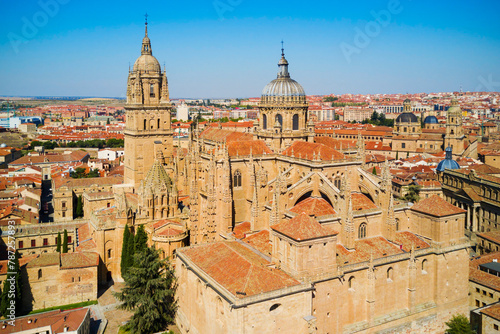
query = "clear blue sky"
xmin=1 ymin=0 xmax=499 ymax=98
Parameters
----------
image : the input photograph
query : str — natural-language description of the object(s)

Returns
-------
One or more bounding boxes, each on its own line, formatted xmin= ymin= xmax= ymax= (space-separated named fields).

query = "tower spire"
xmin=145 ymin=13 xmax=148 ymax=36
xmin=281 ymin=40 xmax=284 ymax=57
xmin=277 ymin=41 xmax=289 ymax=79
xmin=141 ymin=14 xmax=152 ymax=56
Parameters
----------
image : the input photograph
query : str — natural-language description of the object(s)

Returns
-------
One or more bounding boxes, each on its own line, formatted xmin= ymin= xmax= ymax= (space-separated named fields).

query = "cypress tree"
xmin=121 ymin=226 xmax=130 ymax=276
xmin=75 ymin=195 xmax=84 ymax=218
xmin=62 ymin=229 xmax=68 ymax=253
xmin=372 ymin=167 xmax=377 ymax=175
xmin=0 ymin=251 xmax=22 ymax=317
xmin=134 ymin=225 xmax=148 ymax=254
xmin=56 ymin=232 xmax=61 ymax=253
xmin=127 ymin=228 xmax=135 ymax=268
xmin=114 ymin=246 xmax=177 ymax=333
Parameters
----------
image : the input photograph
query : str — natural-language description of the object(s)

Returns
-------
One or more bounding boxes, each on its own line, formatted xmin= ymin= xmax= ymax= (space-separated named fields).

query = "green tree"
xmin=396 ymin=151 xmax=399 ymax=160
xmin=372 ymin=167 xmax=377 ymax=175
xmin=114 ymin=246 xmax=177 ymax=334
xmin=75 ymin=195 xmax=84 ymax=218
xmin=0 ymin=251 xmax=22 ymax=317
xmin=403 ymin=185 xmax=421 ymax=203
xmin=121 ymin=226 xmax=131 ymax=277
xmin=56 ymin=232 xmax=62 ymax=252
xmin=62 ymin=229 xmax=68 ymax=253
xmin=444 ymin=314 xmax=473 ymax=334
xmin=127 ymin=229 xmax=136 ymax=268
xmin=134 ymin=225 xmax=148 ymax=255
xmin=87 ymin=169 xmax=100 ymax=178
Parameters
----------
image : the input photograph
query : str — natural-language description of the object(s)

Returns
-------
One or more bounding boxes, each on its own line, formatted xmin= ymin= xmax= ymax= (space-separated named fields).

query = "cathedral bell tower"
xmin=444 ymin=97 xmax=465 ymax=156
xmin=124 ymin=18 xmax=173 ymax=187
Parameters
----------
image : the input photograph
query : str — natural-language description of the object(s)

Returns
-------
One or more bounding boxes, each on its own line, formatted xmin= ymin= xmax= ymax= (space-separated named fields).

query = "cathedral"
xmin=85 ymin=23 xmax=470 ymax=333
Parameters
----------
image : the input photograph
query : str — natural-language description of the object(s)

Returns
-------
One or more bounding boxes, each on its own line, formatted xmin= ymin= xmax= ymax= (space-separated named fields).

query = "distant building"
xmin=177 ymin=103 xmax=189 ymax=121
xmin=0 ymin=307 xmax=91 ymax=333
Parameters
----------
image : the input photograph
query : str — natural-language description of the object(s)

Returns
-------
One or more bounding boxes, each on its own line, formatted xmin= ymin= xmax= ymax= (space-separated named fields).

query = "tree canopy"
xmin=444 ymin=314 xmax=473 ymax=334
xmin=115 ymin=246 xmax=177 ymax=334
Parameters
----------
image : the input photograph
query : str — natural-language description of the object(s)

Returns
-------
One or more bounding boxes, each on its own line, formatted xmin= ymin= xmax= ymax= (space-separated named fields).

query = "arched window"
xmin=263 ymin=114 xmax=267 ymax=130
xmin=38 ymin=269 xmax=42 ymax=280
xmin=348 ymin=276 xmax=355 ymax=290
xmin=422 ymin=259 xmax=428 ymax=274
xmin=233 ymin=170 xmax=242 ymax=188
xmin=275 ymin=114 xmax=283 ymax=128
xmin=292 ymin=114 xmax=299 ymax=130
xmin=396 ymin=218 xmax=400 ymax=231
xmin=107 ymin=249 xmax=112 ymax=259
xmin=387 ymin=267 xmax=393 ymax=281
xmin=403 ymin=127 xmax=407 ymax=132
xmin=334 ymin=178 xmax=341 ymax=189
xmin=150 ymin=83 xmax=155 ymax=98
xmin=358 ymin=223 xmax=367 ymax=239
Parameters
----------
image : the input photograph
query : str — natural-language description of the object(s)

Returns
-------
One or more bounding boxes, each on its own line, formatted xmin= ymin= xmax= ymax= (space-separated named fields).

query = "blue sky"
xmin=0 ymin=0 xmax=499 ymax=98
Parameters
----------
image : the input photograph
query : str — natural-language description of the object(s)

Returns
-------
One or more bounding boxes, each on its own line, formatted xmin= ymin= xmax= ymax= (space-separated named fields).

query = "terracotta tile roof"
xmin=314 ymin=136 xmax=357 ymax=150
xmin=9 ymin=151 xmax=88 ymax=166
xmin=289 ymin=197 xmax=336 ymax=217
xmin=0 ymin=254 xmax=38 ymax=275
xmin=53 ymin=175 xmax=123 ymax=189
xmin=60 ymin=252 xmax=99 ymax=269
xmin=394 ymin=231 xmax=431 ymax=252
xmin=411 ymin=195 xmax=466 ymax=217
xmin=27 ymin=253 xmax=60 ymax=268
xmin=0 ymin=308 xmax=89 ymax=333
xmin=157 ymin=227 xmax=184 ymax=237
xmin=337 ymin=233 xmax=428 ymax=265
xmin=242 ymin=230 xmax=272 ymax=256
xmin=180 ymin=241 xmax=300 ymax=298
xmin=481 ymin=304 xmax=500 ymax=321
xmin=351 ymin=193 xmax=378 ymax=211
xmin=75 ymin=239 xmax=97 ymax=252
xmin=281 ymin=141 xmax=345 ymax=161
xmin=233 ymin=221 xmax=251 ymax=239
xmin=227 ymin=140 xmax=273 ymax=156
xmin=470 ymin=252 xmax=500 ymax=293
xmin=478 ymin=231 xmax=500 ymax=245
xmin=271 ymin=213 xmax=338 ymax=241
xmin=200 ymin=127 xmax=253 ymax=143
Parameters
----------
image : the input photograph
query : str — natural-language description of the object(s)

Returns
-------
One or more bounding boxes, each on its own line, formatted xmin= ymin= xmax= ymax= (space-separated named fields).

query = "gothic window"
xmin=150 ymin=84 xmax=155 ymax=98
xmin=348 ymin=276 xmax=355 ymax=290
xmin=387 ymin=267 xmax=393 ymax=281
xmin=334 ymin=178 xmax=341 ymax=189
xmin=422 ymin=259 xmax=428 ymax=274
xmin=293 ymin=114 xmax=299 ymax=130
xmin=358 ymin=223 xmax=367 ymax=239
xmin=263 ymin=114 xmax=267 ymax=130
xmin=233 ymin=170 xmax=242 ymax=188
xmin=451 ymin=129 xmax=454 ymax=135
xmin=275 ymin=114 xmax=283 ymax=128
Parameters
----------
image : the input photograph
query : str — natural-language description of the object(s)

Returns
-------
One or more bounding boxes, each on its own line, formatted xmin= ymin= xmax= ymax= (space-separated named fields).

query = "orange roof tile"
xmin=411 ymin=195 xmax=466 ymax=217
xmin=351 ymin=193 xmax=378 ymax=211
xmin=289 ymin=197 xmax=336 ymax=217
xmin=282 ymin=141 xmax=345 ymax=161
xmin=242 ymin=230 xmax=272 ymax=256
xmin=180 ymin=241 xmax=300 ymax=298
xmin=271 ymin=213 xmax=337 ymax=241
xmin=227 ymin=140 xmax=273 ymax=156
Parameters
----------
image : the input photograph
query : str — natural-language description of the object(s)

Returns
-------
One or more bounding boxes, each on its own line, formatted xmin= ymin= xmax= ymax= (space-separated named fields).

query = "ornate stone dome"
xmin=423 ymin=115 xmax=439 ymax=124
xmin=132 ymin=22 xmax=161 ymax=73
xmin=261 ymin=48 xmax=306 ymax=103
xmin=133 ymin=54 xmax=161 ymax=73
xmin=396 ymin=113 xmax=418 ymax=123
xmin=436 ymin=147 xmax=460 ymax=172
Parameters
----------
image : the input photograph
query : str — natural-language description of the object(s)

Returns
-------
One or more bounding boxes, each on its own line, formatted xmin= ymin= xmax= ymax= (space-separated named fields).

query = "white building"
xmin=97 ymin=148 xmax=124 ymax=161
xmin=177 ymin=103 xmax=189 ymax=121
